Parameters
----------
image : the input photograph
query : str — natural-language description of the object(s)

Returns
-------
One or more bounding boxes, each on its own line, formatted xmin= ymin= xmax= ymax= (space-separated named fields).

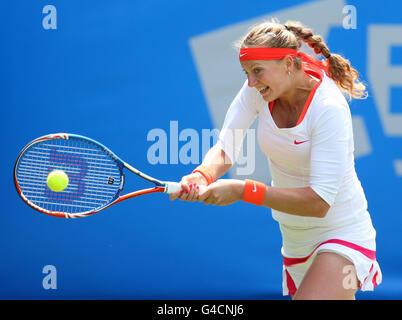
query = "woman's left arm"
xmin=199 ymin=180 xmax=329 ymax=217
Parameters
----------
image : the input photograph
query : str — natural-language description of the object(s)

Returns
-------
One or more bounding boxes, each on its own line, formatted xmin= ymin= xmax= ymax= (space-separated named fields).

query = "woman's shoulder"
xmin=313 ymin=75 xmax=350 ymax=112
xmin=307 ymin=75 xmax=353 ymax=128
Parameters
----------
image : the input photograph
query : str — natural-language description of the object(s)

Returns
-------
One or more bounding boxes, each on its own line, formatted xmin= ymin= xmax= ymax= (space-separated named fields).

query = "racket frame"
xmin=14 ymin=133 xmax=181 ymax=218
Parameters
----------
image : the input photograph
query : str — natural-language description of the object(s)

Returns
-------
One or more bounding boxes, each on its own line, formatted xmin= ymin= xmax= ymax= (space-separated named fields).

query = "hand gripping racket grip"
xmin=163 ymin=182 xmax=208 ymax=195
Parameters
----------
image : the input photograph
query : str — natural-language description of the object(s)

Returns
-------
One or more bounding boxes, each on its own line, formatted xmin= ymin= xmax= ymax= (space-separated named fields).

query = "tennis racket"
xmin=14 ymin=133 xmax=183 ymax=218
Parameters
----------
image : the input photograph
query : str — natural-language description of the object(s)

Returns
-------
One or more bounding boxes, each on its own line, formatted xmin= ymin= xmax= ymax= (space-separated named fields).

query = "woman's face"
xmin=241 ymin=58 xmax=290 ymax=102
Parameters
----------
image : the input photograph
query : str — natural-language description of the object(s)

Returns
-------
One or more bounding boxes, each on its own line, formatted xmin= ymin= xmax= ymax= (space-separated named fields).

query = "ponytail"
xmin=284 ymin=21 xmax=367 ymax=99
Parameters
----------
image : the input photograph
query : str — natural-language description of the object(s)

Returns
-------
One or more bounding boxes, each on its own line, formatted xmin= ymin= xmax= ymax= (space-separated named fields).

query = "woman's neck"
xmin=278 ymin=70 xmax=318 ymax=110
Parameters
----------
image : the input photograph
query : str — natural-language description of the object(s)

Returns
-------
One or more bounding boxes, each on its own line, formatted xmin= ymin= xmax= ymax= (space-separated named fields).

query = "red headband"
xmin=239 ymin=47 xmax=329 ymax=76
xmin=239 ymin=47 xmax=297 ymax=61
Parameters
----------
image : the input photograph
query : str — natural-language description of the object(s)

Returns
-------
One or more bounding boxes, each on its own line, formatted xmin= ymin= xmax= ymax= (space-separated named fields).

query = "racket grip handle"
xmin=163 ymin=181 xmax=182 ymax=194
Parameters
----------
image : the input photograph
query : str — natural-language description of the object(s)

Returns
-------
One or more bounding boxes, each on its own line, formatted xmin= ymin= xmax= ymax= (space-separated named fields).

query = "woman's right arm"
xmin=169 ymin=144 xmax=231 ymax=200
xmin=170 ymin=80 xmax=260 ymax=201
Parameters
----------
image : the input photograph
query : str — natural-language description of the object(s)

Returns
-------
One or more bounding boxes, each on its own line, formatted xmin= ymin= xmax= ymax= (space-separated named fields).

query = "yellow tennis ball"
xmin=47 ymin=170 xmax=69 ymax=192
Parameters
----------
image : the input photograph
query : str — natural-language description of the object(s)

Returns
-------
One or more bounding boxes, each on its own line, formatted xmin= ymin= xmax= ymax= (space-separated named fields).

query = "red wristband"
xmin=243 ymin=179 xmax=266 ymax=206
xmin=192 ymin=166 xmax=215 ymax=186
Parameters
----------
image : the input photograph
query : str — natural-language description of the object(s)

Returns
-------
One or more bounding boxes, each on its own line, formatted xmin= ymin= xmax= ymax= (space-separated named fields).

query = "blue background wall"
xmin=1 ymin=0 xmax=401 ymax=299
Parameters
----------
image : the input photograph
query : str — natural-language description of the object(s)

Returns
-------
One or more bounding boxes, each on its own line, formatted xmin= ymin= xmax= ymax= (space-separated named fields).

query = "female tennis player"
xmin=171 ymin=20 xmax=382 ymax=299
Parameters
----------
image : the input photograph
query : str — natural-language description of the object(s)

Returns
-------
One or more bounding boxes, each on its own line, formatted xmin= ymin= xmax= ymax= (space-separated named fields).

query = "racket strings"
xmin=16 ymin=137 xmax=122 ymax=214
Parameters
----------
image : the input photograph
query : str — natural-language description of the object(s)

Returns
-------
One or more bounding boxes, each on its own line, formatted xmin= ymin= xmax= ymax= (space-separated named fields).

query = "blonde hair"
xmin=235 ymin=19 xmax=367 ymax=100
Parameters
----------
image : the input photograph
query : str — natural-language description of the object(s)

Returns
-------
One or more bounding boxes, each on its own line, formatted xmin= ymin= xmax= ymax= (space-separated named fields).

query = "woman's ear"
xmin=284 ymin=55 xmax=294 ymax=73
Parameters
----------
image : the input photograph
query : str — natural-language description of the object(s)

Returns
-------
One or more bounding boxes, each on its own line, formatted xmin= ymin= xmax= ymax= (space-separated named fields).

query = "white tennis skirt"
xmin=279 ymin=210 xmax=382 ymax=296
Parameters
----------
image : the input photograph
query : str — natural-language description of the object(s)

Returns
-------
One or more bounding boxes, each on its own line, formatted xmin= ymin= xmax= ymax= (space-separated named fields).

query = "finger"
xmin=170 ymin=189 xmax=184 ymax=201
xmin=178 ymin=184 xmax=192 ymax=201
xmin=186 ymin=184 xmax=198 ymax=201
xmin=203 ymin=196 xmax=214 ymax=205
xmin=194 ymin=184 xmax=200 ymax=200
xmin=189 ymin=183 xmax=202 ymax=201
xmin=170 ymin=181 xmax=188 ymax=200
